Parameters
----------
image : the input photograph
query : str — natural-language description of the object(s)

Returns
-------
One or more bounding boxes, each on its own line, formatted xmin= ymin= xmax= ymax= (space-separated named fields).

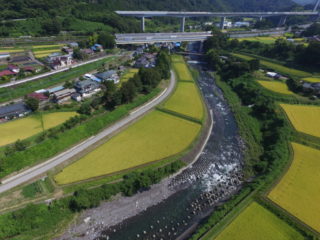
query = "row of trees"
xmin=0 ymin=161 xmax=184 ymax=239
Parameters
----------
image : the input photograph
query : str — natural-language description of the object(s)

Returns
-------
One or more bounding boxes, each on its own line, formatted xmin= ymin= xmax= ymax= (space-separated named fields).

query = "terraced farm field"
xmin=232 ymin=53 xmax=311 ymax=78
xmin=268 ymin=143 xmax=320 ymax=232
xmin=163 ymin=82 xmax=204 ymax=120
xmin=55 ymin=110 xmax=201 ymax=184
xmin=0 ymin=112 xmax=77 ymax=146
xmin=280 ymin=104 xmax=320 ymax=138
xmin=302 ymin=77 xmax=320 ymax=83
xmin=213 ymin=202 xmax=304 ymax=240
xmin=257 ymin=80 xmax=294 ymax=95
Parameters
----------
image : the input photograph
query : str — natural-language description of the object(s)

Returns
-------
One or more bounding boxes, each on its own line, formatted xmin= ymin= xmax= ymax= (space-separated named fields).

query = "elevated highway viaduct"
xmin=116 ymin=9 xmax=319 ymax=32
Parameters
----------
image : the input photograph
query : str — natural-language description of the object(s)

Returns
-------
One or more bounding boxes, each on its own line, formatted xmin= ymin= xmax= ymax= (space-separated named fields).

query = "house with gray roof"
xmin=95 ymin=70 xmax=120 ymax=84
xmin=0 ymin=102 xmax=31 ymax=121
xmin=74 ymin=79 xmax=101 ymax=97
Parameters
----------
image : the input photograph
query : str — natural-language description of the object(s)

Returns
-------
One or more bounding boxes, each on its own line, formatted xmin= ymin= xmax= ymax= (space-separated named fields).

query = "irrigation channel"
xmin=59 ymin=49 xmax=245 ymax=240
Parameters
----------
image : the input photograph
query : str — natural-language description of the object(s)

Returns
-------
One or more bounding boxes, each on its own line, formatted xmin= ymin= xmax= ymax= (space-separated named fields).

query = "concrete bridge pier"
xmin=314 ymin=0 xmax=320 ymax=11
xmin=259 ymin=16 xmax=263 ymax=21
xmin=141 ymin=16 xmax=145 ymax=32
xmin=220 ymin=17 xmax=226 ymax=30
xmin=180 ymin=17 xmax=186 ymax=32
xmin=278 ymin=16 xmax=287 ymax=27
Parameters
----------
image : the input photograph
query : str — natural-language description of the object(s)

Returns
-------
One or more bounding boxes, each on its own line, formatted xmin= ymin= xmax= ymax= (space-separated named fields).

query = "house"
xmin=80 ymin=48 xmax=94 ymax=56
xmin=53 ymin=88 xmax=76 ymax=103
xmin=266 ymin=72 xmax=281 ymax=79
xmin=47 ymin=86 xmax=64 ymax=95
xmin=62 ymin=47 xmax=74 ymax=55
xmin=8 ymin=65 xmax=20 ymax=73
xmin=0 ymin=102 xmax=31 ymax=121
xmin=0 ymin=70 xmax=15 ymax=78
xmin=27 ymin=92 xmax=49 ymax=102
xmin=71 ymin=93 xmax=82 ymax=102
xmin=0 ymin=53 xmax=10 ymax=61
xmin=91 ymin=44 xmax=103 ymax=52
xmin=84 ymin=74 xmax=103 ymax=83
xmin=95 ymin=70 xmax=120 ymax=84
xmin=68 ymin=42 xmax=79 ymax=48
xmin=74 ymin=79 xmax=101 ymax=97
xmin=302 ymin=82 xmax=320 ymax=95
xmin=49 ymin=55 xmax=73 ymax=70
xmin=233 ymin=21 xmax=250 ymax=28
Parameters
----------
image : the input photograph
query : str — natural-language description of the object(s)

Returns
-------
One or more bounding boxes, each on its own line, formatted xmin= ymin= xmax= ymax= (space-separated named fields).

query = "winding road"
xmin=0 ymin=71 xmax=176 ymax=194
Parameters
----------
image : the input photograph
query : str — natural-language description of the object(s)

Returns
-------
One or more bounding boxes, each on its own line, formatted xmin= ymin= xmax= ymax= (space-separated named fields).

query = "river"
xmin=92 ymin=50 xmax=244 ymax=240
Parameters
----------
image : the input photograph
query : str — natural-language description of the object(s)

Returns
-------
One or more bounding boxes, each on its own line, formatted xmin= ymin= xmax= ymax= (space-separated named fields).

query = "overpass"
xmin=116 ymin=9 xmax=319 ymax=32
xmin=116 ymin=32 xmax=212 ymax=44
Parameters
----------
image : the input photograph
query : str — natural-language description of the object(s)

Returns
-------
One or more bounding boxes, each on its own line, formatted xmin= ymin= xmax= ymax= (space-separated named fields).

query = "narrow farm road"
xmin=0 ymin=71 xmax=176 ymax=194
xmin=0 ymin=54 xmax=118 ymax=89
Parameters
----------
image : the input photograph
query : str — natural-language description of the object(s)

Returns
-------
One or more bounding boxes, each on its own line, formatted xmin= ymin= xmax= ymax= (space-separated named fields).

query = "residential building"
xmin=53 ymin=88 xmax=76 ymax=103
xmin=74 ymin=79 xmax=101 ymax=97
xmin=8 ymin=65 xmax=20 ymax=73
xmin=0 ymin=70 xmax=16 ymax=78
xmin=234 ymin=21 xmax=250 ymax=28
xmin=91 ymin=44 xmax=103 ymax=52
xmin=49 ymin=55 xmax=73 ymax=70
xmin=302 ymin=82 xmax=320 ymax=95
xmin=71 ymin=93 xmax=82 ymax=102
xmin=68 ymin=42 xmax=79 ymax=48
xmin=27 ymin=92 xmax=49 ymax=102
xmin=47 ymin=86 xmax=64 ymax=95
xmin=95 ymin=70 xmax=120 ymax=84
xmin=0 ymin=102 xmax=31 ymax=121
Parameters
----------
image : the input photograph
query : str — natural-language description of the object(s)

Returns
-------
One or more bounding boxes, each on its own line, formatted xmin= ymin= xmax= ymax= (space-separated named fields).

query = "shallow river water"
xmin=95 ymin=55 xmax=244 ymax=240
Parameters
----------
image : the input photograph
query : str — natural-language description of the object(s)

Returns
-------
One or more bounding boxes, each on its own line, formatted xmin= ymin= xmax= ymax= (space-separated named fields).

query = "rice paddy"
xmin=0 ymin=112 xmax=77 ymax=146
xmin=280 ymin=104 xmax=320 ymax=138
xmin=163 ymin=82 xmax=204 ymax=120
xmin=54 ymin=110 xmax=201 ymax=184
xmin=257 ymin=80 xmax=294 ymax=95
xmin=214 ymin=202 xmax=304 ymax=240
xmin=302 ymin=77 xmax=320 ymax=83
xmin=171 ymin=55 xmax=193 ymax=81
xmin=236 ymin=36 xmax=284 ymax=44
xmin=268 ymin=143 xmax=320 ymax=232
xmin=232 ymin=53 xmax=312 ymax=78
xmin=33 ymin=49 xmax=62 ymax=58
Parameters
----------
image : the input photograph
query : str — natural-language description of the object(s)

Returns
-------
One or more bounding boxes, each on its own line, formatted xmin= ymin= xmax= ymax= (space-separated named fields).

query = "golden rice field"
xmin=0 ymin=112 xmax=77 ymax=147
xmin=236 ymin=36 xmax=284 ymax=44
xmin=280 ymin=104 xmax=320 ymax=138
xmin=163 ymin=82 xmax=204 ymax=120
xmin=33 ymin=49 xmax=62 ymax=58
xmin=268 ymin=143 xmax=320 ymax=232
xmin=54 ymin=110 xmax=201 ymax=184
xmin=32 ymin=44 xmax=64 ymax=49
xmin=214 ymin=202 xmax=304 ymax=240
xmin=302 ymin=77 xmax=320 ymax=83
xmin=257 ymin=80 xmax=294 ymax=95
xmin=232 ymin=53 xmax=312 ymax=78
xmin=0 ymin=49 xmax=24 ymax=53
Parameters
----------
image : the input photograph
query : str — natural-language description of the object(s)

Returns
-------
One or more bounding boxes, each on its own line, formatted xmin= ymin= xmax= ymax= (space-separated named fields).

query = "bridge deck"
xmin=116 ymin=10 xmax=318 ymax=17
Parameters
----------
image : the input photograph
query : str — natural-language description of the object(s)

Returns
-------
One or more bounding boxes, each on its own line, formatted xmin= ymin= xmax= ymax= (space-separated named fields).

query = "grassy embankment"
xmin=0 ymin=112 xmax=77 ymax=147
xmin=55 ymin=54 xmax=205 ymax=184
xmin=0 ymin=56 xmax=116 ymax=104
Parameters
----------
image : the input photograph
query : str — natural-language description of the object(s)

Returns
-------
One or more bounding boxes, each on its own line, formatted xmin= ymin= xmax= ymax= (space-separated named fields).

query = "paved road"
xmin=0 ymin=55 xmax=116 ymax=89
xmin=0 ymin=71 xmax=176 ymax=194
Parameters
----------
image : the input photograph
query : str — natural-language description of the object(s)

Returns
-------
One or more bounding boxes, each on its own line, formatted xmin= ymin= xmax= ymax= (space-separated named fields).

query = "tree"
xmin=41 ymin=18 xmax=61 ymax=35
xmin=248 ymin=59 xmax=260 ymax=71
xmin=78 ymin=103 xmax=91 ymax=115
xmin=98 ymin=32 xmax=115 ymax=49
xmin=25 ymin=97 xmax=39 ymax=112
xmin=73 ymin=48 xmax=87 ymax=60
xmin=120 ymin=81 xmax=136 ymax=103
xmin=206 ymin=49 xmax=221 ymax=70
xmin=14 ymin=139 xmax=28 ymax=151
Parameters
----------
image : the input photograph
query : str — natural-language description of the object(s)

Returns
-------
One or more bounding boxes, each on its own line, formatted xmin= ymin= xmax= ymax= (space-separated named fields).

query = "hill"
xmin=0 ymin=0 xmax=298 ymax=37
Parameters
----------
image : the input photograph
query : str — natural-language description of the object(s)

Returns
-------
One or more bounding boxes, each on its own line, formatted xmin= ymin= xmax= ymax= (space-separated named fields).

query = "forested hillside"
xmin=0 ymin=0 xmax=298 ymax=37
